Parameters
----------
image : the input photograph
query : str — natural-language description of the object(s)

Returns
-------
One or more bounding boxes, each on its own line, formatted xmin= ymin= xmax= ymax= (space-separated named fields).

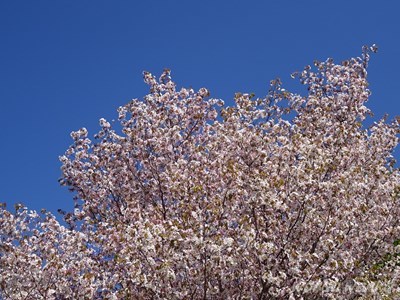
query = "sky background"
xmin=1 ymin=0 xmax=399 ymax=217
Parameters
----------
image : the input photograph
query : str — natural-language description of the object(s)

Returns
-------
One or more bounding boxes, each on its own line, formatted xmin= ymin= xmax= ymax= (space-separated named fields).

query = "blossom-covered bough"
xmin=1 ymin=46 xmax=400 ymax=299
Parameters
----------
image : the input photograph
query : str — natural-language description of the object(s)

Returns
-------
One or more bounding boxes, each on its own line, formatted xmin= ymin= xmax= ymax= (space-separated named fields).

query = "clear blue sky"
xmin=1 ymin=0 xmax=399 ymax=216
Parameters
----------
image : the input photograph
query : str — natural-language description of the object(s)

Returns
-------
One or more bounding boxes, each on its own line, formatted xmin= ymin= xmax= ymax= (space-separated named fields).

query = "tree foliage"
xmin=1 ymin=46 xmax=400 ymax=299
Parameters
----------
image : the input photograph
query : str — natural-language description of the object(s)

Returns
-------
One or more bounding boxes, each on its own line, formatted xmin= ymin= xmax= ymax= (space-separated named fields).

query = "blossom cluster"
xmin=1 ymin=46 xmax=400 ymax=299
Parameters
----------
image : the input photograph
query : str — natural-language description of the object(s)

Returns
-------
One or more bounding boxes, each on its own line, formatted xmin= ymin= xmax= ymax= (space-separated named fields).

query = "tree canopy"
xmin=1 ymin=45 xmax=400 ymax=299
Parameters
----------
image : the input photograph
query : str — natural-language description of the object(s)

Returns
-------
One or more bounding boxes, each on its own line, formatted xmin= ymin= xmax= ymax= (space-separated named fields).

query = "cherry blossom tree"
xmin=1 ymin=45 xmax=400 ymax=299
